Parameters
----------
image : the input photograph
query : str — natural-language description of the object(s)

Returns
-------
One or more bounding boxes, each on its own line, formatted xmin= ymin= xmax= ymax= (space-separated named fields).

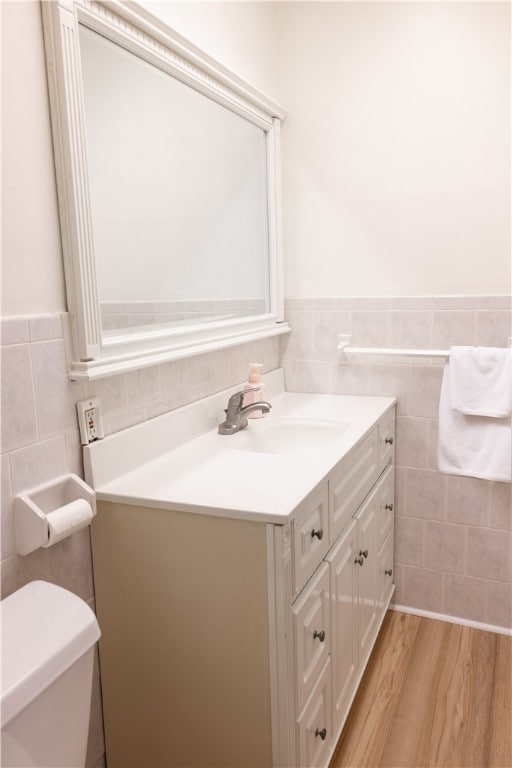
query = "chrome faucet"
xmin=218 ymin=387 xmax=271 ymax=435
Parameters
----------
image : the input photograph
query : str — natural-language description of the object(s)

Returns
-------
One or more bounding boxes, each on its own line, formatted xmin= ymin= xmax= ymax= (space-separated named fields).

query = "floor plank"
xmin=330 ymin=611 xmax=512 ymax=768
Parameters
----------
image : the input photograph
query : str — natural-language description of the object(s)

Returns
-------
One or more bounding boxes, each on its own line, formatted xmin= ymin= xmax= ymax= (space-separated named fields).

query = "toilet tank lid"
xmin=1 ymin=580 xmax=100 ymax=727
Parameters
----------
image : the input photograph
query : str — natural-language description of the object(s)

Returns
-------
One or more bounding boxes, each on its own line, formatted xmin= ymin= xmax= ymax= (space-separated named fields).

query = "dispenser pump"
xmin=248 ymin=363 xmax=263 ymax=385
xmin=243 ymin=363 xmax=266 ymax=418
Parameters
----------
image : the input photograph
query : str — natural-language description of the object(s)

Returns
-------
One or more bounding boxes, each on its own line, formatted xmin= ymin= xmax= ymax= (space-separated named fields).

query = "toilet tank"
xmin=1 ymin=580 xmax=101 ymax=768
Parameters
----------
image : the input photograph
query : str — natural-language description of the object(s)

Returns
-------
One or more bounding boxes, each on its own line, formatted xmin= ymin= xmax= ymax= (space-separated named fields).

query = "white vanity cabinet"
xmin=288 ymin=415 xmax=395 ymax=764
xmin=88 ymin=386 xmax=395 ymax=768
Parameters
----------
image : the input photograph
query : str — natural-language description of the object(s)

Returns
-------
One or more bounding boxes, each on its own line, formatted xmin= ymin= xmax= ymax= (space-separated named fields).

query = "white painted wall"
xmin=1 ymin=1 xmax=66 ymax=315
xmin=137 ymin=2 xmax=278 ymax=101
xmin=276 ymin=2 xmax=511 ymax=297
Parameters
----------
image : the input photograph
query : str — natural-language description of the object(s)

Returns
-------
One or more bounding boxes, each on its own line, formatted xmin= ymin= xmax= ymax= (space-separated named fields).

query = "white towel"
xmin=449 ymin=346 xmax=512 ymax=418
xmin=438 ymin=363 xmax=511 ymax=482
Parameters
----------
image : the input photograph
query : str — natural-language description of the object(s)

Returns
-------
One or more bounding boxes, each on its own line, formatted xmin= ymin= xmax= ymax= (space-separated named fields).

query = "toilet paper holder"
xmin=15 ymin=474 xmax=96 ymax=556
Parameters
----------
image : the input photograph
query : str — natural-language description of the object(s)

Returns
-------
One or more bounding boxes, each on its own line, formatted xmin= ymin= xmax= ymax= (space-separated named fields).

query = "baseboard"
xmin=390 ymin=603 xmax=512 ymax=637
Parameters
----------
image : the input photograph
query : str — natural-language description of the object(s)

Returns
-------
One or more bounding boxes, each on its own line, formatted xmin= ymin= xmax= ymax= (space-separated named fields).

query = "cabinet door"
xmin=326 ymin=518 xmax=358 ymax=728
xmin=296 ymin=660 xmax=332 ymax=768
xmin=354 ymin=491 xmax=377 ymax=667
xmin=377 ymin=529 xmax=394 ymax=612
xmin=293 ymin=562 xmax=330 ymax=713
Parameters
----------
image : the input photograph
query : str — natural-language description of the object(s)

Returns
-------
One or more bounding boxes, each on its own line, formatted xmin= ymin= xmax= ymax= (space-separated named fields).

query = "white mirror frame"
xmin=42 ymin=0 xmax=289 ymax=380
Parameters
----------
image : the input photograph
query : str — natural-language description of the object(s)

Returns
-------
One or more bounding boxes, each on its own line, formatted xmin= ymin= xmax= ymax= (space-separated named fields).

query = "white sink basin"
xmin=233 ymin=418 xmax=347 ymax=456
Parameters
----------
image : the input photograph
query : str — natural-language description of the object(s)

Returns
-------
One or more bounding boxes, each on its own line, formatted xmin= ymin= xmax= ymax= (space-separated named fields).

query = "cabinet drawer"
xmin=375 ymin=466 xmax=395 ymax=553
xmin=293 ymin=482 xmax=329 ymax=595
xmin=378 ymin=409 xmax=395 ymax=471
xmin=330 ymin=428 xmax=378 ymax=542
xmin=293 ymin=562 xmax=330 ymax=714
xmin=377 ymin=529 xmax=394 ymax=611
xmin=296 ymin=659 xmax=332 ymax=768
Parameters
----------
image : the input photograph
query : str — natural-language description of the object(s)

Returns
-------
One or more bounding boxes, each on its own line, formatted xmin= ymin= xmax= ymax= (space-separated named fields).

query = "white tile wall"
xmin=0 ymin=312 xmax=280 ymax=767
xmin=281 ymin=295 xmax=512 ymax=632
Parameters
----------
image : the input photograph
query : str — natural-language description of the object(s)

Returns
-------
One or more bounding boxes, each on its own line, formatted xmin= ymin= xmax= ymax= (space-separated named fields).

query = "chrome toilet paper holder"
xmin=14 ymin=474 xmax=96 ymax=556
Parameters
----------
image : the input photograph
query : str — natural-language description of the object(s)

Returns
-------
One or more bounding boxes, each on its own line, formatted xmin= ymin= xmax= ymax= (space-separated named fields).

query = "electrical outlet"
xmin=77 ymin=398 xmax=104 ymax=445
xmin=84 ymin=407 xmax=97 ymax=441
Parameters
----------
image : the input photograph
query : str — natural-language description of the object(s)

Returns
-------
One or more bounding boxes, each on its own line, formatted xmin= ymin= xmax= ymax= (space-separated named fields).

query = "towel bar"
xmin=337 ymin=335 xmax=512 ymax=363
xmin=337 ymin=335 xmax=449 ymax=362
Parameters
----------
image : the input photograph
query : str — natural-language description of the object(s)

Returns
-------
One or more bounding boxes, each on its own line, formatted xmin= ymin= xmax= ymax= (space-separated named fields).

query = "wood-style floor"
xmin=330 ymin=611 xmax=512 ymax=768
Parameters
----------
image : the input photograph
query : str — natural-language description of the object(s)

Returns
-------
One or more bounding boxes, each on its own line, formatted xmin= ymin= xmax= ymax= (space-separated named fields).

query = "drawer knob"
xmin=385 ymin=503 xmax=394 ymax=511
xmin=385 ymin=568 xmax=393 ymax=576
xmin=385 ymin=436 xmax=394 ymax=445
xmin=354 ymin=556 xmax=364 ymax=566
xmin=311 ymin=528 xmax=324 ymax=540
xmin=359 ymin=549 xmax=368 ymax=559
xmin=313 ymin=630 xmax=326 ymax=642
xmin=315 ymin=728 xmax=327 ymax=741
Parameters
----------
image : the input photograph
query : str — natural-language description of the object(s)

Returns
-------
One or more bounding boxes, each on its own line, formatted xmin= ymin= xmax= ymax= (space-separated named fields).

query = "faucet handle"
xmin=227 ymin=389 xmax=246 ymax=408
xmin=227 ymin=385 xmax=260 ymax=408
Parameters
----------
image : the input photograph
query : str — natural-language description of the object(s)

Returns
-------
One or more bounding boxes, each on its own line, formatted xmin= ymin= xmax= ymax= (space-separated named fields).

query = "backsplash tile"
xmin=47 ymin=527 xmax=95 ymax=602
xmin=407 ymin=365 xmax=443 ymax=418
xmin=445 ymin=475 xmax=491 ymax=528
xmin=402 ymin=565 xmax=444 ymax=613
xmin=394 ymin=516 xmax=424 ymax=567
xmin=395 ymin=417 xmax=429 ymax=468
xmin=423 ymin=520 xmax=466 ymax=574
xmin=289 ymin=359 xmax=332 ymax=394
xmin=312 ymin=310 xmax=351 ymax=361
xmin=1 ymin=454 xmax=15 ymax=559
xmin=9 ymin=435 xmax=67 ymax=496
xmin=1 ymin=345 xmax=38 ymax=452
xmin=388 ymin=310 xmax=431 ymax=349
xmin=32 ymin=341 xmax=85 ymax=438
xmin=0 ymin=548 xmax=51 ymax=600
xmin=332 ymin=362 xmax=373 ymax=396
xmin=431 ymin=310 xmax=477 ymax=348
xmin=426 ymin=419 xmax=440 ymax=471
xmin=28 ymin=314 xmax=64 ymax=342
xmin=405 ymin=468 xmax=446 ymax=521
xmin=351 ymin=310 xmax=389 ymax=346
xmin=283 ymin=295 xmax=512 ymax=630
xmin=490 ymin=482 xmax=512 ymax=531
xmin=1 ymin=317 xmax=29 ymax=345
xmin=476 ymin=310 xmax=511 ymax=346
xmin=280 ymin=309 xmax=314 ymax=365
xmin=443 ymin=573 xmax=487 ymax=624
xmin=370 ymin=364 xmax=409 ymax=416
xmin=466 ymin=527 xmax=512 ymax=583
xmin=486 ymin=580 xmax=512 ymax=628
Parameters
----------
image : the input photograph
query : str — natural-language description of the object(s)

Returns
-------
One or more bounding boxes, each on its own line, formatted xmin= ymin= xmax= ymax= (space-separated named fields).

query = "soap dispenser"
xmin=243 ymin=363 xmax=266 ymax=418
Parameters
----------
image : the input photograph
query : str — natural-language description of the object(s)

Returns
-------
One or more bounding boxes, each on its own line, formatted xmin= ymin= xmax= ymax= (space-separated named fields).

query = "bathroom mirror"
xmin=42 ymin=0 xmax=288 ymax=379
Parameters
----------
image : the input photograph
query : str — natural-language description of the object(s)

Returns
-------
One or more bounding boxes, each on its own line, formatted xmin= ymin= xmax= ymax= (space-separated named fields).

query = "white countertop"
xmin=84 ymin=370 xmax=395 ymax=524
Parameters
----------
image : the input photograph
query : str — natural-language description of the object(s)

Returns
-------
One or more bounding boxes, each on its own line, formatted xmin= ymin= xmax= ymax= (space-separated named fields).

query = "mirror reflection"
xmin=79 ymin=25 xmax=270 ymax=338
